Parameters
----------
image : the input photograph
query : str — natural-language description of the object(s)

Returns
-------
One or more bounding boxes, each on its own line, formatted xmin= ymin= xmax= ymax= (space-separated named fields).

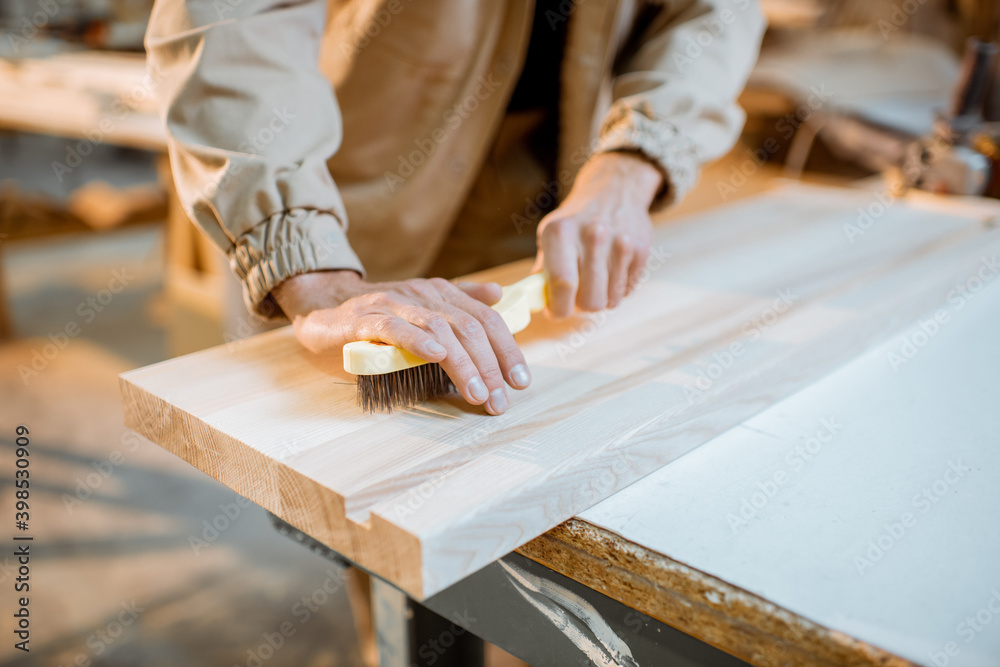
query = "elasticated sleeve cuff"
xmin=592 ymin=105 xmax=700 ymax=211
xmin=229 ymin=208 xmax=365 ymax=319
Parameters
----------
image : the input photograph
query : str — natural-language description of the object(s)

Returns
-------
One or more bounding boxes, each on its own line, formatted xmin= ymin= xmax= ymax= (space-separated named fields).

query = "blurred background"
xmin=0 ymin=0 xmax=999 ymax=665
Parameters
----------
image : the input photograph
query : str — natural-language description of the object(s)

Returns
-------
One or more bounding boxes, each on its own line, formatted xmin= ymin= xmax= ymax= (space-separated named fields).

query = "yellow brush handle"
xmin=343 ymin=273 xmax=547 ymax=376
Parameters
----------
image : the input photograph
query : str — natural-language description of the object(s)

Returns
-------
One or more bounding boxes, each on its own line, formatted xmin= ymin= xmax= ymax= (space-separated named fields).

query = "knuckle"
xmin=428 ymin=277 xmax=454 ymax=293
xmin=479 ymin=308 xmax=506 ymax=330
xmin=356 ymin=293 xmax=379 ymax=308
xmin=449 ymin=357 xmax=478 ymax=381
xmin=613 ymin=235 xmax=635 ymax=254
xmin=338 ymin=299 xmax=362 ymax=317
xmin=424 ymin=313 xmax=448 ymax=329
xmin=541 ymin=217 xmax=574 ymax=239
xmin=371 ymin=291 xmax=400 ymax=308
xmin=479 ymin=365 xmax=504 ymax=384
xmin=403 ymin=281 xmax=434 ymax=301
xmin=583 ymin=223 xmax=611 ymax=245
xmin=372 ymin=315 xmax=399 ymax=337
xmin=454 ymin=315 xmax=483 ymax=338
xmin=549 ymin=274 xmax=576 ymax=292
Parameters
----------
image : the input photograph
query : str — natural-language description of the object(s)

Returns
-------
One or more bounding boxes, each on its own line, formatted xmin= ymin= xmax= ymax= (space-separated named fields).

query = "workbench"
xmin=421 ymin=264 xmax=1000 ymax=667
xmin=121 ymin=182 xmax=1000 ymax=667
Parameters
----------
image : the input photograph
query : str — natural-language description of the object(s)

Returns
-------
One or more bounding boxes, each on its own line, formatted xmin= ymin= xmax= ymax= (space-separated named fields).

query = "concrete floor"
xmin=0 ymin=224 xmax=367 ymax=666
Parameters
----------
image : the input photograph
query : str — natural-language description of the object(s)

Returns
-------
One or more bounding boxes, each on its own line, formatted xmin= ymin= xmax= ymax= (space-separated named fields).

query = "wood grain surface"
xmin=120 ymin=183 xmax=1000 ymax=599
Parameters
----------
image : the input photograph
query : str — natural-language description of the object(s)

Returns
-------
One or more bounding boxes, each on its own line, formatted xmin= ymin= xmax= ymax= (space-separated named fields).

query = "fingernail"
xmin=467 ymin=376 xmax=488 ymax=402
xmin=423 ymin=340 xmax=446 ymax=357
xmin=510 ymin=363 xmax=531 ymax=388
xmin=488 ymin=387 xmax=508 ymax=414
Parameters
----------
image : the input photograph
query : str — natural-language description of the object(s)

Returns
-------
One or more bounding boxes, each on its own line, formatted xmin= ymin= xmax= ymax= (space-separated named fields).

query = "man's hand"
xmin=272 ymin=271 xmax=531 ymax=415
xmin=533 ymin=151 xmax=663 ymax=317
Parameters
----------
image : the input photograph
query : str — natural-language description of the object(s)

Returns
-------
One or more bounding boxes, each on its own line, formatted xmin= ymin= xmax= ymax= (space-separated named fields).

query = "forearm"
xmin=146 ymin=0 xmax=364 ymax=317
xmin=592 ymin=0 xmax=767 ymax=207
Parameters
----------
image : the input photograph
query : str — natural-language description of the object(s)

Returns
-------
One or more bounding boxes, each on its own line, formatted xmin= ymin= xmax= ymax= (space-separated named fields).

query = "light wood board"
xmin=120 ymin=183 xmax=1000 ymax=599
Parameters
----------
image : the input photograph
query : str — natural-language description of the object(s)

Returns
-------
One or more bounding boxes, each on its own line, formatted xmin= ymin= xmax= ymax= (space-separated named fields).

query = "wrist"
xmin=272 ymin=269 xmax=365 ymax=319
xmin=580 ymin=151 xmax=664 ymax=209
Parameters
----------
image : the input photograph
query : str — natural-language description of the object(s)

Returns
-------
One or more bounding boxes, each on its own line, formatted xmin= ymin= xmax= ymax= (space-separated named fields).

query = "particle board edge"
xmin=518 ymin=519 xmax=917 ymax=667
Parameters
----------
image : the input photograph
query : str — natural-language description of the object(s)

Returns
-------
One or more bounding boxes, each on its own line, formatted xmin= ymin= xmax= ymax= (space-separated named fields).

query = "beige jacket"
xmin=146 ymin=0 xmax=765 ymax=316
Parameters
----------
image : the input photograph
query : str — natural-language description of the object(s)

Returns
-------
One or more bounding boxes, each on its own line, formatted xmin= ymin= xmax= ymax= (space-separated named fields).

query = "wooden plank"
xmin=119 ymin=183 xmax=1000 ymax=599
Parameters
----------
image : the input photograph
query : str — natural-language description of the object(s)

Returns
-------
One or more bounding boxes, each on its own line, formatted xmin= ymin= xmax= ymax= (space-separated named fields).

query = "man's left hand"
xmin=533 ymin=151 xmax=663 ymax=317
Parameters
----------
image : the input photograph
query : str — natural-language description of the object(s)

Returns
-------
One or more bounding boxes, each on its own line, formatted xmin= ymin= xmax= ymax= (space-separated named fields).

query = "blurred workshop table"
xmin=0 ymin=49 xmax=244 ymax=351
xmin=0 ymin=50 xmax=167 ymax=336
xmin=0 ymin=49 xmax=165 ymax=151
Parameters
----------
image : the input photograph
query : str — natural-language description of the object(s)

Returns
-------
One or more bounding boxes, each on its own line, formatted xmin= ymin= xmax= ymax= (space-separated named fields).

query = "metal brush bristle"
xmin=356 ymin=363 xmax=456 ymax=413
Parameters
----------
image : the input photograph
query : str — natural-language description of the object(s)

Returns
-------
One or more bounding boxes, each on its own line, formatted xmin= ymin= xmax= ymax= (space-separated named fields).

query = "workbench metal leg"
xmin=409 ymin=598 xmax=485 ymax=667
xmin=372 ymin=578 xmax=409 ymax=667
xmin=371 ymin=577 xmax=485 ymax=667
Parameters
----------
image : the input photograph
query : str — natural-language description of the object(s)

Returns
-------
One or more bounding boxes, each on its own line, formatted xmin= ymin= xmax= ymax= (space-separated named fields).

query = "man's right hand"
xmin=272 ymin=270 xmax=532 ymax=415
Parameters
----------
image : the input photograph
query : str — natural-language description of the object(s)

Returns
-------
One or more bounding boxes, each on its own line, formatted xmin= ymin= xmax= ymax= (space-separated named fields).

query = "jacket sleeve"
xmin=145 ymin=0 xmax=364 ymax=318
xmin=592 ymin=0 xmax=767 ymax=208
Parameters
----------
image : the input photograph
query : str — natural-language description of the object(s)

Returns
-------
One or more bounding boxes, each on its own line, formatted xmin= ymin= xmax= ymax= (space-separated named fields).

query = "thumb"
xmin=454 ymin=280 xmax=502 ymax=305
xmin=530 ymin=251 xmax=544 ymax=275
